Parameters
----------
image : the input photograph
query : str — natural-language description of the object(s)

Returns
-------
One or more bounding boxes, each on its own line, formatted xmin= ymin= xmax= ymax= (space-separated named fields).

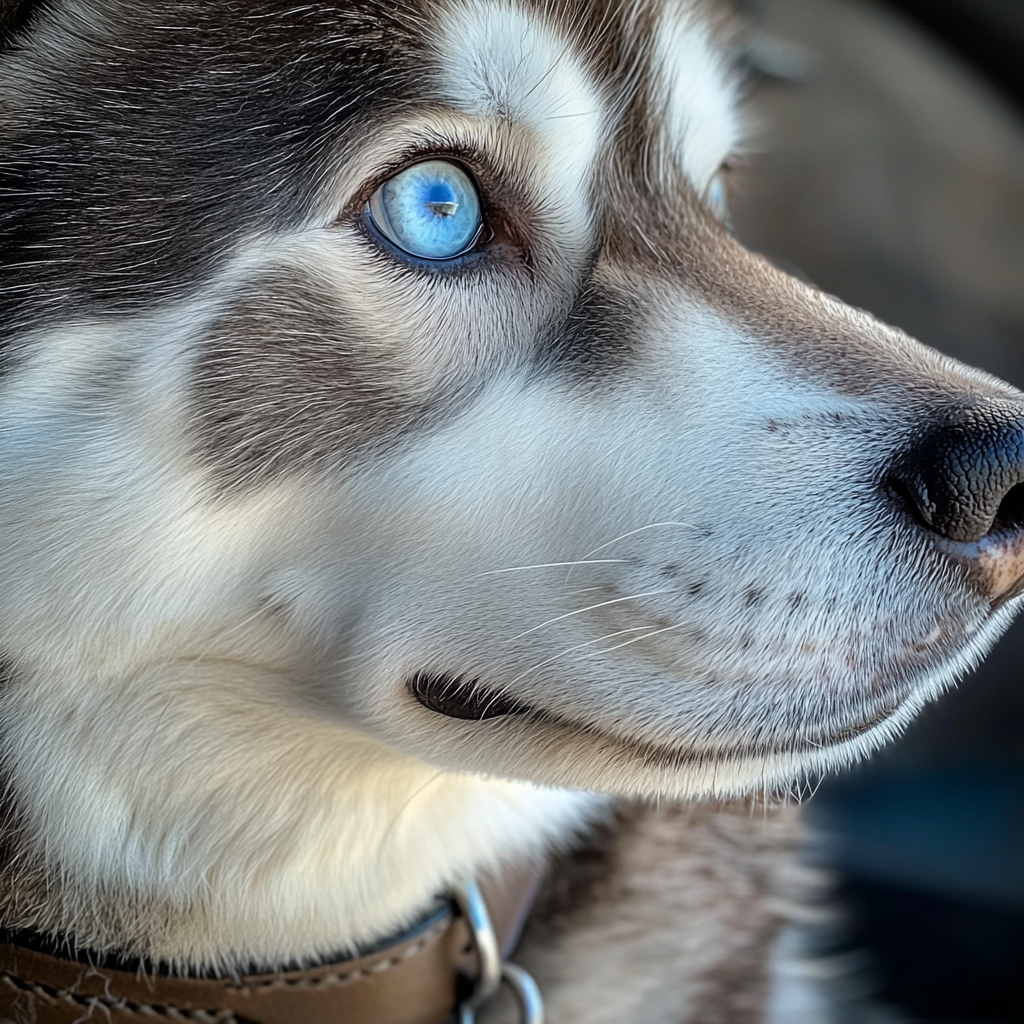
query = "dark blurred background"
xmin=731 ymin=1 xmax=1024 ymax=1020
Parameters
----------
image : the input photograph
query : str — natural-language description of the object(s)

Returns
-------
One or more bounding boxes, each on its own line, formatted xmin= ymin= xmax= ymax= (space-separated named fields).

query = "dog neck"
xmin=0 ymin=660 xmax=596 ymax=972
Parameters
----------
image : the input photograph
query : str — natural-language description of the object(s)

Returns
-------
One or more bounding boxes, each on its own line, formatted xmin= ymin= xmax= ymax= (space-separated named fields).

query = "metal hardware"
xmin=454 ymin=878 xmax=503 ymax=1017
xmin=453 ymin=879 xmax=545 ymax=1024
xmin=497 ymin=961 xmax=544 ymax=1023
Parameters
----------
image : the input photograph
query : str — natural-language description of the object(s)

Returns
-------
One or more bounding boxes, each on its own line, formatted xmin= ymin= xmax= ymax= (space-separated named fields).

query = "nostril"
xmin=991 ymin=482 xmax=1024 ymax=535
xmin=887 ymin=473 xmax=925 ymax=527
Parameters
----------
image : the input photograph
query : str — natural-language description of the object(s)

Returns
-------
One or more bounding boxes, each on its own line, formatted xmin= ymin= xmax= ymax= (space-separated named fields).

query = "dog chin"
xmin=579 ymin=692 xmax=932 ymax=799
xmin=406 ymin=605 xmax=1002 ymax=799
xmin=660 ymin=613 xmax=1011 ymax=795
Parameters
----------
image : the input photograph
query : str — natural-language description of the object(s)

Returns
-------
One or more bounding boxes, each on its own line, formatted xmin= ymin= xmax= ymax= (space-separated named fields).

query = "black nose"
xmin=890 ymin=402 xmax=1024 ymax=543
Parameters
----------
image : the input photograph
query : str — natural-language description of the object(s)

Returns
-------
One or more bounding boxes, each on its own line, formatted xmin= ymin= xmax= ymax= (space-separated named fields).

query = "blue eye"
xmin=368 ymin=160 xmax=483 ymax=260
xmin=706 ymin=171 xmax=729 ymax=221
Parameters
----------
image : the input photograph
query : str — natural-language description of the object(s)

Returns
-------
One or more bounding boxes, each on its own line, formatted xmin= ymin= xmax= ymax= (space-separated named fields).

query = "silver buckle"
xmin=453 ymin=879 xmax=544 ymax=1024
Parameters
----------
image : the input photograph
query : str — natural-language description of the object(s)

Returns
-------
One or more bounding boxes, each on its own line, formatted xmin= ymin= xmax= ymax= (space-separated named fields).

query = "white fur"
xmin=654 ymin=3 xmax=746 ymax=190
xmin=0 ymin=290 xmax=599 ymax=966
xmin=0 ymin=0 xmax=1018 ymax=976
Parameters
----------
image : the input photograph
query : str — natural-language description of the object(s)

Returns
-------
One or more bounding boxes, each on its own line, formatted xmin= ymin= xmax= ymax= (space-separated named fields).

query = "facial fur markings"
xmin=2 ymin=0 xmax=1021 ymax=978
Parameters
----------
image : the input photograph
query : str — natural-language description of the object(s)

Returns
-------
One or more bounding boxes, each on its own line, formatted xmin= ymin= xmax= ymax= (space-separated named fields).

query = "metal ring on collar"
xmin=453 ymin=879 xmax=544 ymax=1024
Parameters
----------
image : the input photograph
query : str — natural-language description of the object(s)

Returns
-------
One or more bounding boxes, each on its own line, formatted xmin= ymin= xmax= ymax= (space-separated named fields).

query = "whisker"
xmin=509 ymin=589 xmax=669 ymax=641
xmin=503 ymin=626 xmax=658 ymax=693
xmin=476 ymin=559 xmax=626 ymax=577
xmin=373 ymin=769 xmax=446 ymax=860
xmin=542 ymin=108 xmax=603 ymax=120
xmin=587 ymin=618 xmax=692 ymax=656
xmin=565 ymin=521 xmax=694 ymax=582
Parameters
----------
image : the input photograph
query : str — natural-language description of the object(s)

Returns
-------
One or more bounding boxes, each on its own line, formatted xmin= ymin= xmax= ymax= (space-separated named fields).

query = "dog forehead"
xmin=427 ymin=2 xmax=601 ymax=139
xmin=0 ymin=0 xmax=741 ymax=358
xmin=422 ymin=0 xmax=741 ymax=192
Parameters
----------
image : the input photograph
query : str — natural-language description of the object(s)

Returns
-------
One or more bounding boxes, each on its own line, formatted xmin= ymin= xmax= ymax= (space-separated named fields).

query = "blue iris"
xmin=368 ymin=160 xmax=482 ymax=260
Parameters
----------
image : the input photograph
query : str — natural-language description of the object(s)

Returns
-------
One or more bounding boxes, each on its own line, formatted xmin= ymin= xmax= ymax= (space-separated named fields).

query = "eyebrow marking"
xmin=428 ymin=0 xmax=607 ymax=254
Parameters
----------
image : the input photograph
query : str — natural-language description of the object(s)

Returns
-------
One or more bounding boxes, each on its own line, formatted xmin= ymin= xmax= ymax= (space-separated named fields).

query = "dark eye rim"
xmin=361 ymin=155 xmax=489 ymax=264
xmin=364 ymin=203 xmax=487 ymax=263
xmin=358 ymin=209 xmax=493 ymax=273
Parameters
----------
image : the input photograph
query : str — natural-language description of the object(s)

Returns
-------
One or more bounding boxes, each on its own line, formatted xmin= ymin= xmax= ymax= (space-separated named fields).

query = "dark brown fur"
xmin=488 ymin=801 xmax=814 ymax=1023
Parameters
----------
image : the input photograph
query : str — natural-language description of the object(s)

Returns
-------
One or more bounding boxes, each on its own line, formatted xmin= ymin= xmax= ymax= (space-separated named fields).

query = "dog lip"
xmin=889 ymin=478 xmax=1024 ymax=603
xmin=937 ymin=529 xmax=1024 ymax=607
xmin=409 ymin=671 xmax=534 ymax=720
xmin=413 ymin=675 xmax=913 ymax=765
xmin=529 ymin=699 xmax=912 ymax=768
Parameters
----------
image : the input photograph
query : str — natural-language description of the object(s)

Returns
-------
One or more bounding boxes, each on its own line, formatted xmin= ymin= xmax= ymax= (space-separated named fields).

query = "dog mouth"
xmin=889 ymin=476 xmax=1024 ymax=607
xmin=408 ymin=669 xmax=912 ymax=765
xmin=406 ymin=579 xmax=998 ymax=772
xmin=408 ymin=671 xmax=533 ymax=720
xmin=937 ymin=528 xmax=1024 ymax=609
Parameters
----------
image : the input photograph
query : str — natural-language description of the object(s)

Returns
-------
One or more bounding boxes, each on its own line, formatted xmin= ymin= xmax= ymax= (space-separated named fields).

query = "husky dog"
xmin=3 ymin=0 xmax=1024 ymax=1019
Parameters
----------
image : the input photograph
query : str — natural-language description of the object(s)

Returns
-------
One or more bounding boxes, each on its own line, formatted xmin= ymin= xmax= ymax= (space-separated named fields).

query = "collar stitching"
xmin=1 ymin=972 xmax=240 ymax=1021
xmin=224 ymin=917 xmax=453 ymax=992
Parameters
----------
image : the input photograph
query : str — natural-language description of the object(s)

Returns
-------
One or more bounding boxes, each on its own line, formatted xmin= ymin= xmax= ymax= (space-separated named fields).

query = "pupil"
xmin=426 ymin=182 xmax=454 ymax=203
xmin=424 ymin=182 xmax=458 ymax=219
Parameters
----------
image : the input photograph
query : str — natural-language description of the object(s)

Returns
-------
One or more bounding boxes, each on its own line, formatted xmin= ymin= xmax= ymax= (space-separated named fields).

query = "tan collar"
xmin=0 ymin=865 xmax=545 ymax=1024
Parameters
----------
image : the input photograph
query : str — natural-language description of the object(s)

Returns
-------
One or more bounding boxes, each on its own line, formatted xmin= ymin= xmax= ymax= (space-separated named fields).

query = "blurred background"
xmin=731 ymin=1 xmax=1024 ymax=1020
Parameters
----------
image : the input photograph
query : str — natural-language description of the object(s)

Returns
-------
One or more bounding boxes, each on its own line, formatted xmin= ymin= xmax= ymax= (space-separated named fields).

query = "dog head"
xmin=2 ymin=0 xmax=1024 ymax=808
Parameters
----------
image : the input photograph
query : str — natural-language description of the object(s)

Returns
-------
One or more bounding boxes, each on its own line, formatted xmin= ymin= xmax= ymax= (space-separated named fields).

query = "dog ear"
xmin=1 ymin=0 xmax=41 ymax=55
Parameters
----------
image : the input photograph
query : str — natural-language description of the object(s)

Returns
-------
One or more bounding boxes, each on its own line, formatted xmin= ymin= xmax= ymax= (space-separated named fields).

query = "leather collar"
xmin=0 ymin=864 xmax=544 ymax=1024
